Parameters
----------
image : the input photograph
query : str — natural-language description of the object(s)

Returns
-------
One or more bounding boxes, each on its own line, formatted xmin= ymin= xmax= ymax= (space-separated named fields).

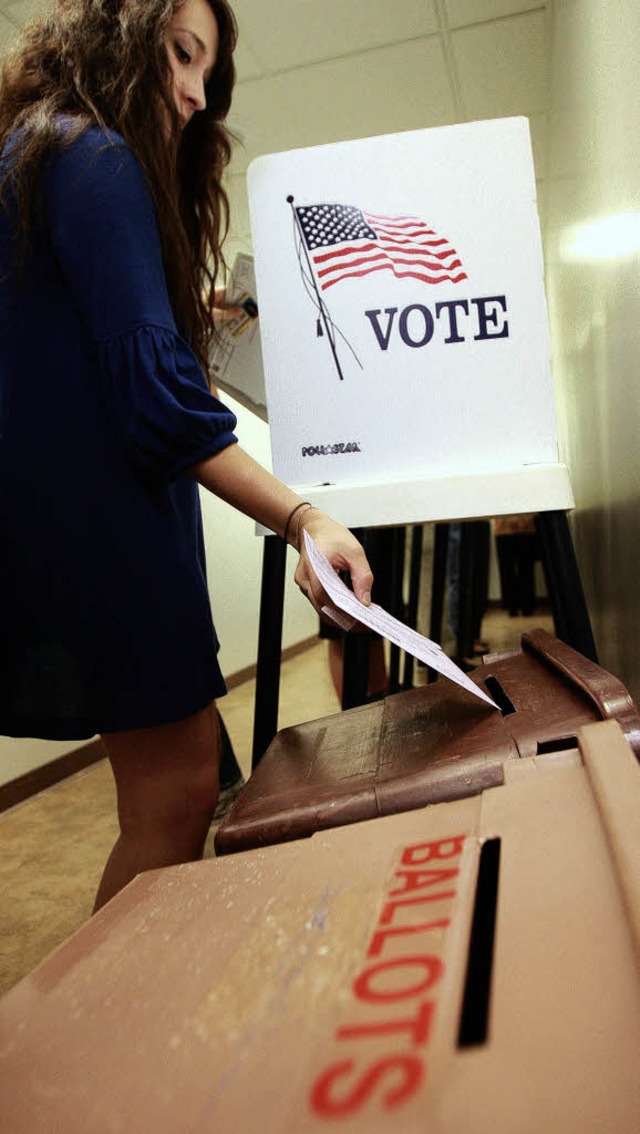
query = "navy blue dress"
xmin=0 ymin=126 xmax=238 ymax=739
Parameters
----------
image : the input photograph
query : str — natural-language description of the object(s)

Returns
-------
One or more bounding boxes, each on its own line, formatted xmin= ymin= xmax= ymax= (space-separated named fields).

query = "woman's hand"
xmin=211 ymin=286 xmax=244 ymax=326
xmin=293 ymin=509 xmax=373 ymax=616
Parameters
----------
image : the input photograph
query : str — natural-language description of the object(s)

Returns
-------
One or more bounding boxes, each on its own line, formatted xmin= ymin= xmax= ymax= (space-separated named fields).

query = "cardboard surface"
xmin=0 ymin=723 xmax=638 ymax=1132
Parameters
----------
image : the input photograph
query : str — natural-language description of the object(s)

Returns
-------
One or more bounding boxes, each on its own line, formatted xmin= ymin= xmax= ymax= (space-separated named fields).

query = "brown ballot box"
xmin=215 ymin=629 xmax=640 ymax=855
xmin=1 ymin=720 xmax=639 ymax=1133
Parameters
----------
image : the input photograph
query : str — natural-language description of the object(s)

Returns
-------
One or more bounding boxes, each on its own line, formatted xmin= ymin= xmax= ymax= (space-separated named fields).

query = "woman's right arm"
xmin=190 ymin=443 xmax=373 ymax=614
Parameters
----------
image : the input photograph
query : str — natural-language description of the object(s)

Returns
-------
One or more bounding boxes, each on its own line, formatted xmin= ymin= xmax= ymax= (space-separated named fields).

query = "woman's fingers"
xmin=211 ymin=286 xmax=243 ymax=324
xmin=344 ymin=545 xmax=373 ymax=607
xmin=293 ymin=561 xmax=325 ymax=612
xmin=293 ymin=520 xmax=374 ymax=613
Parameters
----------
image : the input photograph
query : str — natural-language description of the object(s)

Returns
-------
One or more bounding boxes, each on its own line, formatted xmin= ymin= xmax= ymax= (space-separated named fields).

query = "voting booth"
xmin=246 ymin=117 xmax=595 ymax=761
xmin=250 ymin=117 xmax=556 ymax=489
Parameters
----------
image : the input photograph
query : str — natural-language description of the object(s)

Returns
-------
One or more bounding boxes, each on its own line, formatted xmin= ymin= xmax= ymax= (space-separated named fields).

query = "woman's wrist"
xmin=295 ymin=505 xmax=325 ymax=551
xmin=289 ymin=503 xmax=321 ymax=550
xmin=283 ymin=500 xmax=310 ymax=545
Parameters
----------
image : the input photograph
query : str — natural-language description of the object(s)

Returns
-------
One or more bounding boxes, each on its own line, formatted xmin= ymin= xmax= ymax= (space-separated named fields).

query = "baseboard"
xmin=0 ymin=739 xmax=106 ymax=814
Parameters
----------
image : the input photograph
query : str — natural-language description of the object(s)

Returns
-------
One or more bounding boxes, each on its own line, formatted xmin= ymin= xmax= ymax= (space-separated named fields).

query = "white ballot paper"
xmin=304 ymin=530 xmax=499 ymax=710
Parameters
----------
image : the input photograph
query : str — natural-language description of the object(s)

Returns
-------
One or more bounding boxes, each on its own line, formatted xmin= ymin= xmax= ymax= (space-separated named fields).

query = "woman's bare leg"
xmin=94 ymin=703 xmax=221 ymax=912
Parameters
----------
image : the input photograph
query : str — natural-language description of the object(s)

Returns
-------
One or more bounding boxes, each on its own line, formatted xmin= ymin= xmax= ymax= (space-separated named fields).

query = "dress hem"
xmin=0 ymin=682 xmax=228 ymax=742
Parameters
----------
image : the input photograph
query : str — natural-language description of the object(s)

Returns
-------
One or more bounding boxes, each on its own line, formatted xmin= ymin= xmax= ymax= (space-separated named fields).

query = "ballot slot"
xmin=457 ymin=837 xmax=502 ymax=1048
xmin=536 ymin=736 xmax=578 ymax=755
xmin=482 ymin=676 xmax=516 ymax=716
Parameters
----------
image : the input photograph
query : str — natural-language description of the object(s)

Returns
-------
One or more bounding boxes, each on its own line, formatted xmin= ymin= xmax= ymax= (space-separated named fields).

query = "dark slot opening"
xmin=482 ymin=676 xmax=516 ymax=716
xmin=457 ymin=837 xmax=501 ymax=1048
xmin=536 ymin=736 xmax=578 ymax=755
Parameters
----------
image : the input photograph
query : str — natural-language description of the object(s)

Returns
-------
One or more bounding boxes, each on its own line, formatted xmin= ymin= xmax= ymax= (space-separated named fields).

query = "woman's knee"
xmin=102 ymin=706 xmax=221 ymax=837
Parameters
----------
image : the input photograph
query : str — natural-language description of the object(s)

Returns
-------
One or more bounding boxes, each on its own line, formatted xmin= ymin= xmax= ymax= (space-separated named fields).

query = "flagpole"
xmin=287 ymin=195 xmax=344 ymax=380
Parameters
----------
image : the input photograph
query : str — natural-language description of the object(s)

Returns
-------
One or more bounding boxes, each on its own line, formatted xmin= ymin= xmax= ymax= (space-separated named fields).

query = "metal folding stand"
xmin=341 ymin=524 xmax=421 ymax=709
xmin=455 ymin=519 xmax=491 ymax=662
xmin=250 ymin=467 xmax=596 ymax=768
xmin=535 ymin=511 xmax=597 ymax=661
xmin=427 ymin=522 xmax=450 ymax=682
xmin=424 ymin=511 xmax=598 ymax=671
xmin=251 ymin=535 xmax=287 ymax=771
xmin=401 ymin=524 xmax=425 ymax=691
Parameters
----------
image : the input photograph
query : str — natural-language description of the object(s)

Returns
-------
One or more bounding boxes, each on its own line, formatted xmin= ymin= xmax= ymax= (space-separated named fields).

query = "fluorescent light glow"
xmin=561 ymin=210 xmax=640 ymax=261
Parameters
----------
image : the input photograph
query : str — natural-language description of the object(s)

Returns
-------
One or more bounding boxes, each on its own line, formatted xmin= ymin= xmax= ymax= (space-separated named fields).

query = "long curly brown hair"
xmin=0 ymin=0 xmax=237 ymax=368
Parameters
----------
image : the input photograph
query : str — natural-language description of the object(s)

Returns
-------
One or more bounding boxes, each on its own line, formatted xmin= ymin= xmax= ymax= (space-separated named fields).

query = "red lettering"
xmin=380 ymin=894 xmax=455 ymax=925
xmin=337 ymin=998 xmax=436 ymax=1047
xmin=310 ymin=1055 xmax=424 ymax=1117
xmin=390 ymin=868 xmax=458 ymax=896
xmin=368 ymin=919 xmax=450 ymax=958
xmin=400 ymin=836 xmax=465 ymax=866
xmin=306 ymin=839 xmax=463 ymax=1114
xmin=354 ymin=955 xmax=444 ymax=1002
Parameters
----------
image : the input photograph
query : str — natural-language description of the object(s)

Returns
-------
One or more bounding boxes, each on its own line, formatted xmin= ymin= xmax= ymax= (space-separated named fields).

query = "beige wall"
xmin=545 ymin=0 xmax=640 ymax=699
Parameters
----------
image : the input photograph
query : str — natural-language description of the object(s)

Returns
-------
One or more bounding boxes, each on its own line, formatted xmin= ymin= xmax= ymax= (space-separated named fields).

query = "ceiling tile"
xmin=231 ymin=0 xmax=440 ymax=73
xmin=0 ymin=12 xmax=20 ymax=53
xmin=227 ymin=37 xmax=456 ymax=175
xmin=233 ymin=35 xmax=268 ymax=83
xmin=2 ymin=0 xmax=52 ymax=26
xmin=445 ymin=0 xmax=546 ymax=28
xmin=452 ymin=10 xmax=549 ymax=119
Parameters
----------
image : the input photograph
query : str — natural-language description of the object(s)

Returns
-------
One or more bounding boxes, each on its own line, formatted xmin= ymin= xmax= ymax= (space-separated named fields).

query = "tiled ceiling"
xmin=224 ymin=0 xmax=552 ymax=247
xmin=0 ymin=0 xmax=552 ymax=247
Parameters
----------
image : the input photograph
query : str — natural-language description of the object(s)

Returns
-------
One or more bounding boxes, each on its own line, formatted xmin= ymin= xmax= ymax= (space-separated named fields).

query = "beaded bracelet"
xmin=283 ymin=501 xmax=311 ymax=546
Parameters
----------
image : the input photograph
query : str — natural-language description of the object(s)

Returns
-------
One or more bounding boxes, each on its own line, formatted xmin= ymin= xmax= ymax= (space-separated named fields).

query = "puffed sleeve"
xmin=43 ymin=126 xmax=237 ymax=480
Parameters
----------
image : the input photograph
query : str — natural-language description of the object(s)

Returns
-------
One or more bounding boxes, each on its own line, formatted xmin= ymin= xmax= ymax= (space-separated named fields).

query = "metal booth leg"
xmin=535 ymin=511 xmax=598 ymax=663
xmin=456 ymin=521 xmax=490 ymax=663
xmin=342 ymin=525 xmax=406 ymax=709
xmin=341 ymin=526 xmax=370 ymax=711
xmin=387 ymin=526 xmax=407 ymax=694
xmin=428 ymin=522 xmax=450 ymax=682
xmin=342 ymin=632 xmax=371 ymax=710
xmin=402 ymin=524 xmax=425 ymax=690
xmin=251 ymin=535 xmax=287 ymax=770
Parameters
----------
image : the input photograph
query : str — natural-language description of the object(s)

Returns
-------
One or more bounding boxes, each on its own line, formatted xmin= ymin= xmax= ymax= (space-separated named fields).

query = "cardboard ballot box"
xmin=215 ymin=629 xmax=640 ymax=856
xmin=0 ymin=720 xmax=638 ymax=1133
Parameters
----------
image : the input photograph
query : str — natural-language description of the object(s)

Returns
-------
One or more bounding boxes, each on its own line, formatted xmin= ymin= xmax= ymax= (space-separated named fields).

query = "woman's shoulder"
xmin=52 ymin=117 xmax=133 ymax=168
xmin=3 ymin=117 xmax=128 ymax=160
xmin=45 ymin=118 xmax=148 ymax=203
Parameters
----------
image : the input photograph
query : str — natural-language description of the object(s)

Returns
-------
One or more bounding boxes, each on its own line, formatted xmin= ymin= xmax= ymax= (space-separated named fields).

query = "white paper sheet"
xmin=305 ymin=530 xmax=499 ymax=710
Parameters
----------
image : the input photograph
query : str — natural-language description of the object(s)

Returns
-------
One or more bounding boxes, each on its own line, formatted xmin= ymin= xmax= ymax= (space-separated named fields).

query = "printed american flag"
xmin=295 ymin=203 xmax=467 ymax=290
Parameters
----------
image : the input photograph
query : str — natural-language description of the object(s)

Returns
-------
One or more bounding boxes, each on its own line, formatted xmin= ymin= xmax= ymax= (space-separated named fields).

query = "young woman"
xmin=0 ymin=0 xmax=373 ymax=910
